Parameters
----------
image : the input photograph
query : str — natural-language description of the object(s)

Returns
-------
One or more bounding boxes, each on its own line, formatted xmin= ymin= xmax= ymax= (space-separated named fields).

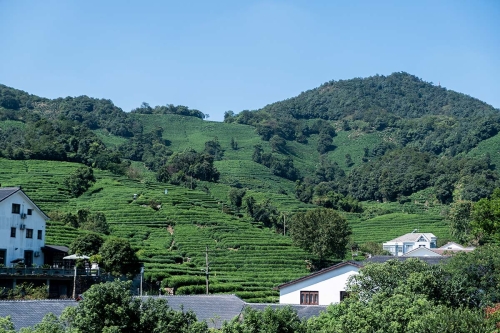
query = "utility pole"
xmin=283 ymin=212 xmax=287 ymax=236
xmin=205 ymin=246 xmax=209 ymax=295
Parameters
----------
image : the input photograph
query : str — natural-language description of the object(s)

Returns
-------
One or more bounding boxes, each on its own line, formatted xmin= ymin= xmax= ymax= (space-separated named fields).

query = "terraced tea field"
xmin=0 ymin=158 xmax=452 ymax=301
xmin=0 ymin=158 xmax=311 ymax=302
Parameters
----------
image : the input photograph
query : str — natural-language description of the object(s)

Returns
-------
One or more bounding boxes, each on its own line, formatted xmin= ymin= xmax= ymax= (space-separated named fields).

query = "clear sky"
xmin=1 ymin=1 xmax=499 ymax=121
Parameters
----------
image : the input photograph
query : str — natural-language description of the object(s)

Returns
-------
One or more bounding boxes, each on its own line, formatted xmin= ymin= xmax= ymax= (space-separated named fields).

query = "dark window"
xmin=10 ymin=227 xmax=16 ymax=238
xmin=0 ymin=249 xmax=5 ymax=266
xmin=340 ymin=291 xmax=350 ymax=301
xmin=37 ymin=230 xmax=42 ymax=240
xmin=26 ymin=229 xmax=33 ymax=239
xmin=27 ymin=209 xmax=33 ymax=216
xmin=12 ymin=204 xmax=20 ymax=214
xmin=24 ymin=250 xmax=33 ymax=267
xmin=300 ymin=291 xmax=319 ymax=305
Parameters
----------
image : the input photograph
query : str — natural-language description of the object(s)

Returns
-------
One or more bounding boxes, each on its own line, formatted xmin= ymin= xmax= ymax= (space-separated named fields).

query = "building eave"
xmin=276 ymin=261 xmax=363 ymax=290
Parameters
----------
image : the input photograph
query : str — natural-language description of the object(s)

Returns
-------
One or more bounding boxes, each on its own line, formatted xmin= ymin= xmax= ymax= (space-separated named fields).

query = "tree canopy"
xmin=289 ymin=208 xmax=352 ymax=260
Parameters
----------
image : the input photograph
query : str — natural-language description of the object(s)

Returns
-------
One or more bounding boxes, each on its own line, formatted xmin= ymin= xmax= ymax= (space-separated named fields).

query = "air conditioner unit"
xmin=19 ymin=224 xmax=26 ymax=230
xmin=34 ymin=251 xmax=40 ymax=257
xmin=20 ymin=213 xmax=27 ymax=219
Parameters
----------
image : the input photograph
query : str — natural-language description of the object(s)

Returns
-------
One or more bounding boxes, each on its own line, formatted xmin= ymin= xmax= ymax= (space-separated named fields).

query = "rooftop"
xmin=0 ymin=187 xmax=20 ymax=202
xmin=0 ymin=295 xmax=327 ymax=330
xmin=385 ymin=232 xmax=436 ymax=243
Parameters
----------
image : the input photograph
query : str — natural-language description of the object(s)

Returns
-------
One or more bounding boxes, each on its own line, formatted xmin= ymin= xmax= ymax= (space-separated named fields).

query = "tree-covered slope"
xmin=260 ymin=72 xmax=496 ymax=120
xmin=229 ymin=72 xmax=500 ymax=157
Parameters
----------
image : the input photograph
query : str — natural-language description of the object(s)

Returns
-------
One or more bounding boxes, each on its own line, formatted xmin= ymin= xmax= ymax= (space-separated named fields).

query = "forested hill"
xmin=228 ymin=72 xmax=500 ymax=157
xmin=259 ymin=72 xmax=495 ymax=120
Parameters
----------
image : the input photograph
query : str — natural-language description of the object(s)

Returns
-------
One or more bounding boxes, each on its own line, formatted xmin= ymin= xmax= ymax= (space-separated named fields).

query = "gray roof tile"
xmin=246 ymin=303 xmax=327 ymax=319
xmin=0 ymin=294 xmax=326 ymax=330
xmin=364 ymin=255 xmax=449 ymax=265
xmin=0 ymin=187 xmax=20 ymax=203
xmin=142 ymin=294 xmax=245 ymax=328
xmin=0 ymin=300 xmax=77 ymax=330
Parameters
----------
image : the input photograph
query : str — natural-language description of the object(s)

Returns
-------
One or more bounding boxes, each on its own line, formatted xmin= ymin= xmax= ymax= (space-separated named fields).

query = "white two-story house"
xmin=0 ymin=187 xmax=49 ymax=267
xmin=383 ymin=232 xmax=437 ymax=256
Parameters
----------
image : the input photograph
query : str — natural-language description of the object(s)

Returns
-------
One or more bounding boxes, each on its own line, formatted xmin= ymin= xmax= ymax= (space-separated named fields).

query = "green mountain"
xmin=0 ymin=72 xmax=498 ymax=301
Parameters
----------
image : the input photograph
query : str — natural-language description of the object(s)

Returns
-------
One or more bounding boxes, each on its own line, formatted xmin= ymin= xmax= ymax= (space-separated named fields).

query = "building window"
xmin=27 ymin=209 xmax=33 ymax=216
xmin=26 ymin=229 xmax=33 ymax=239
xmin=37 ymin=230 xmax=42 ymax=240
xmin=12 ymin=204 xmax=20 ymax=214
xmin=0 ymin=249 xmax=5 ymax=266
xmin=340 ymin=291 xmax=350 ymax=301
xmin=10 ymin=227 xmax=16 ymax=238
xmin=300 ymin=291 xmax=319 ymax=305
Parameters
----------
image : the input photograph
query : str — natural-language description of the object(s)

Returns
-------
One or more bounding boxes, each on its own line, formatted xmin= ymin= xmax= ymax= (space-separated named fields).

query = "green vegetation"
xmin=289 ymin=208 xmax=351 ymax=261
xmin=1 ymin=72 xmax=499 ymax=302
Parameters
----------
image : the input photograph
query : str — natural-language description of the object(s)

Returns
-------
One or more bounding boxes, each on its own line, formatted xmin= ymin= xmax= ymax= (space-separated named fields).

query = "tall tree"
xmin=69 ymin=233 xmax=104 ymax=256
xmin=289 ymin=208 xmax=352 ymax=260
xmin=99 ymin=238 xmax=140 ymax=277
xmin=446 ymin=201 xmax=474 ymax=244
xmin=64 ymin=166 xmax=96 ymax=197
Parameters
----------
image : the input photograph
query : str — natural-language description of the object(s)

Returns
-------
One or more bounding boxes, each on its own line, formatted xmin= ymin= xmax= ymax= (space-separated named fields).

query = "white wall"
xmin=0 ymin=191 xmax=46 ymax=266
xmin=279 ymin=265 xmax=359 ymax=305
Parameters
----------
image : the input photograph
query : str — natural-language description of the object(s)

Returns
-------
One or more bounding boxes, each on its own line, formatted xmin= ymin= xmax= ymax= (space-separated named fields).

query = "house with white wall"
xmin=0 ymin=187 xmax=49 ymax=267
xmin=277 ymin=261 xmax=362 ymax=305
xmin=382 ymin=232 xmax=437 ymax=256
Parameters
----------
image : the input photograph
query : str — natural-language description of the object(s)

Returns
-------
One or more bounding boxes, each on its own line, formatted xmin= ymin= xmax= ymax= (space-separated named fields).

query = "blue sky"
xmin=1 ymin=1 xmax=499 ymax=121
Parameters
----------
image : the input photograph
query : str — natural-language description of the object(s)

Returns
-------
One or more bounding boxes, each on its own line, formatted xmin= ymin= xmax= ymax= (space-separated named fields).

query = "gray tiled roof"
xmin=246 ymin=303 xmax=327 ymax=319
xmin=0 ymin=187 xmax=20 ymax=202
xmin=142 ymin=294 xmax=245 ymax=328
xmin=0 ymin=300 xmax=77 ymax=330
xmin=42 ymin=245 xmax=70 ymax=253
xmin=0 ymin=294 xmax=326 ymax=330
xmin=364 ymin=255 xmax=449 ymax=265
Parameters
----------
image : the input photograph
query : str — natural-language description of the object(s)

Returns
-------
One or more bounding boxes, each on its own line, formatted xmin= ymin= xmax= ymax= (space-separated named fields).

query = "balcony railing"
xmin=0 ymin=267 xmax=100 ymax=277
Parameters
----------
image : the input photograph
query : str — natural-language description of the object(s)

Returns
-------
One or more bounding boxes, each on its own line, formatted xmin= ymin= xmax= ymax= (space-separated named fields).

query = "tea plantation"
xmin=0 ymin=157 xmax=452 ymax=302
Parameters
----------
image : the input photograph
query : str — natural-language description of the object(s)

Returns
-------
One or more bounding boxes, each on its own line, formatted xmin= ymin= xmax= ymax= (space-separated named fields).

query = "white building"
xmin=383 ymin=232 xmax=437 ymax=256
xmin=277 ymin=261 xmax=362 ymax=305
xmin=0 ymin=187 xmax=49 ymax=267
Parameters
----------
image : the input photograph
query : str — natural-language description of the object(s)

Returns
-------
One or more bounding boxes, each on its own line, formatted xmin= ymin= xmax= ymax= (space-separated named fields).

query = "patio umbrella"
xmin=63 ymin=254 xmax=90 ymax=260
xmin=63 ymin=254 xmax=90 ymax=299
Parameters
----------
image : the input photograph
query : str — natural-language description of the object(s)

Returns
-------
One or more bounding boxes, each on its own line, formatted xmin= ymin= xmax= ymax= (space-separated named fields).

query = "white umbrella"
xmin=63 ymin=254 xmax=90 ymax=299
xmin=63 ymin=254 xmax=90 ymax=260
